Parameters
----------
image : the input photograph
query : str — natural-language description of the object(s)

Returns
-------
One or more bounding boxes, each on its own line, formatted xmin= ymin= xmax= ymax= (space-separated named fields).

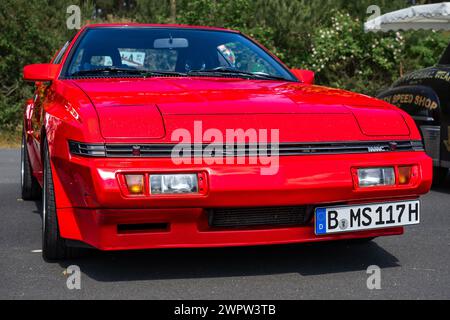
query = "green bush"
xmin=0 ymin=0 xmax=92 ymax=132
xmin=301 ymin=11 xmax=405 ymax=96
xmin=402 ymin=30 xmax=449 ymax=73
xmin=0 ymin=0 xmax=448 ymax=133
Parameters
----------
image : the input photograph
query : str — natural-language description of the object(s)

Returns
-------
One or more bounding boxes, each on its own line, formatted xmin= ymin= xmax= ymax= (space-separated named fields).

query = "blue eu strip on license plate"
xmin=314 ymin=200 xmax=420 ymax=235
xmin=315 ymin=208 xmax=328 ymax=235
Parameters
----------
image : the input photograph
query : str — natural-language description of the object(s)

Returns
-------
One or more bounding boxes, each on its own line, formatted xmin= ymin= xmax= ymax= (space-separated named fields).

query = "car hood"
xmin=71 ymin=78 xmax=411 ymax=142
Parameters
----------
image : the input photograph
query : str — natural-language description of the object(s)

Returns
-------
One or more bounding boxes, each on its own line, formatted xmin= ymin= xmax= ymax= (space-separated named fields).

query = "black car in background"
xmin=378 ymin=43 xmax=450 ymax=184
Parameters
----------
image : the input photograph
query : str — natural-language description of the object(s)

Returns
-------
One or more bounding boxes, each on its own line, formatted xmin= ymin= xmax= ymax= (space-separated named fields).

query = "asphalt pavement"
xmin=0 ymin=148 xmax=449 ymax=300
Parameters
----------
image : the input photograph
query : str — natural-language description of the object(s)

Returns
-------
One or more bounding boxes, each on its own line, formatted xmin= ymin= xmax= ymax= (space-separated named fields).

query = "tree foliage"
xmin=0 ymin=0 xmax=93 ymax=131
xmin=0 ymin=0 xmax=448 ymax=132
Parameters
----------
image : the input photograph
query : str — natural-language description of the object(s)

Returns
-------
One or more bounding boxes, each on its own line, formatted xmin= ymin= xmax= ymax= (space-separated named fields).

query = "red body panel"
xmin=58 ymin=207 xmax=405 ymax=251
xmin=23 ymin=24 xmax=433 ymax=251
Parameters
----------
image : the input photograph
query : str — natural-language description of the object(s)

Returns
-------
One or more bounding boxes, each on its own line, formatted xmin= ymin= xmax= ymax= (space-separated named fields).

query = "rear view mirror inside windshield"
xmin=154 ymin=38 xmax=189 ymax=49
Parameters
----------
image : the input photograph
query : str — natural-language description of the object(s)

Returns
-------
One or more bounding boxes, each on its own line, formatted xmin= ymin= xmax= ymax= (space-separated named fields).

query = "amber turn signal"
xmin=398 ymin=166 xmax=416 ymax=185
xmin=125 ymin=174 xmax=145 ymax=194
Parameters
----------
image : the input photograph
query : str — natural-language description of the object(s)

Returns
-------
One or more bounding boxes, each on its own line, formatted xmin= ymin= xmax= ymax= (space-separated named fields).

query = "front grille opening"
xmin=208 ymin=206 xmax=310 ymax=229
xmin=102 ymin=140 xmax=424 ymax=158
xmin=117 ymin=223 xmax=169 ymax=234
xmin=69 ymin=140 xmax=424 ymax=158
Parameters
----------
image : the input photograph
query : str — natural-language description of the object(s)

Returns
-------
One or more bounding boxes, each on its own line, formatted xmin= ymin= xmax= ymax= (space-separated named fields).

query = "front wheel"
xmin=42 ymin=139 xmax=80 ymax=261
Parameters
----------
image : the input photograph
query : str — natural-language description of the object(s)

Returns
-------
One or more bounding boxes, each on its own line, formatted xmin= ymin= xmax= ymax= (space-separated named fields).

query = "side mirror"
xmin=23 ymin=64 xmax=60 ymax=82
xmin=291 ymin=69 xmax=315 ymax=85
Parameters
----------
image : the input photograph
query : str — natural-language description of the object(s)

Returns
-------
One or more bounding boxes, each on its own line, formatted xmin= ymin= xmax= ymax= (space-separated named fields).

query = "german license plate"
xmin=315 ymin=200 xmax=420 ymax=235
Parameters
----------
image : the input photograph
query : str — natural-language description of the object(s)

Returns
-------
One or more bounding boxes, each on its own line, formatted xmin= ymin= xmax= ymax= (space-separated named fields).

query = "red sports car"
xmin=22 ymin=24 xmax=432 ymax=260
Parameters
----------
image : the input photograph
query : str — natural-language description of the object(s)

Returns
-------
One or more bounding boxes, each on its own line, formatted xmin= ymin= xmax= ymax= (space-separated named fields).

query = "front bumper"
xmin=59 ymin=207 xmax=405 ymax=250
xmin=51 ymin=151 xmax=432 ymax=250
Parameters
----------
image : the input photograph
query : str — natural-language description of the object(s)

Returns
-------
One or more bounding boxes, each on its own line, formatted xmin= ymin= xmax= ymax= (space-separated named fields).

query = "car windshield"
xmin=65 ymin=27 xmax=296 ymax=81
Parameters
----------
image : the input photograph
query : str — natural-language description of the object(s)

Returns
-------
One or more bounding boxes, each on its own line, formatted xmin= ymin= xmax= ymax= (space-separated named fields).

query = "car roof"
xmin=82 ymin=23 xmax=240 ymax=33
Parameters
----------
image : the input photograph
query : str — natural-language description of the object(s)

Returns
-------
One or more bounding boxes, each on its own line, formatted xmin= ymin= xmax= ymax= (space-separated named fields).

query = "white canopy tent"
xmin=364 ymin=2 xmax=450 ymax=32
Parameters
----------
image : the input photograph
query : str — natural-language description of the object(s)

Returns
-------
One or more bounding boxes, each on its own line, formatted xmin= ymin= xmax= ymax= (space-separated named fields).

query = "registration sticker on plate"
xmin=315 ymin=200 xmax=420 ymax=235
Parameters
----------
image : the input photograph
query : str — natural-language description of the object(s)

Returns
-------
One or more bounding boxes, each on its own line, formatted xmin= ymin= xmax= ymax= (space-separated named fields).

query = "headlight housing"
xmin=357 ymin=167 xmax=396 ymax=188
xmin=150 ymin=174 xmax=198 ymax=195
xmin=118 ymin=172 xmax=207 ymax=197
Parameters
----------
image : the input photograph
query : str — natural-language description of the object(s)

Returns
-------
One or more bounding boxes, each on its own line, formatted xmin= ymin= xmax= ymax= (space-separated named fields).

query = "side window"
xmin=53 ymin=41 xmax=70 ymax=64
xmin=217 ymin=42 xmax=278 ymax=75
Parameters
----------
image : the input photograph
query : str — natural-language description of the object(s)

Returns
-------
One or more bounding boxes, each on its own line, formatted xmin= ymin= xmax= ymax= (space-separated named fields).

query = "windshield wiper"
xmin=70 ymin=67 xmax=146 ymax=77
xmin=188 ymin=67 xmax=289 ymax=81
xmin=70 ymin=66 xmax=288 ymax=80
xmin=70 ymin=67 xmax=187 ymax=77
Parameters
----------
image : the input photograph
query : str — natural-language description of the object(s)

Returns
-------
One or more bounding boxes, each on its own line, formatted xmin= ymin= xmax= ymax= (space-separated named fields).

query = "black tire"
xmin=21 ymin=132 xmax=41 ymax=200
xmin=433 ymin=167 xmax=449 ymax=186
xmin=42 ymin=139 xmax=80 ymax=261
